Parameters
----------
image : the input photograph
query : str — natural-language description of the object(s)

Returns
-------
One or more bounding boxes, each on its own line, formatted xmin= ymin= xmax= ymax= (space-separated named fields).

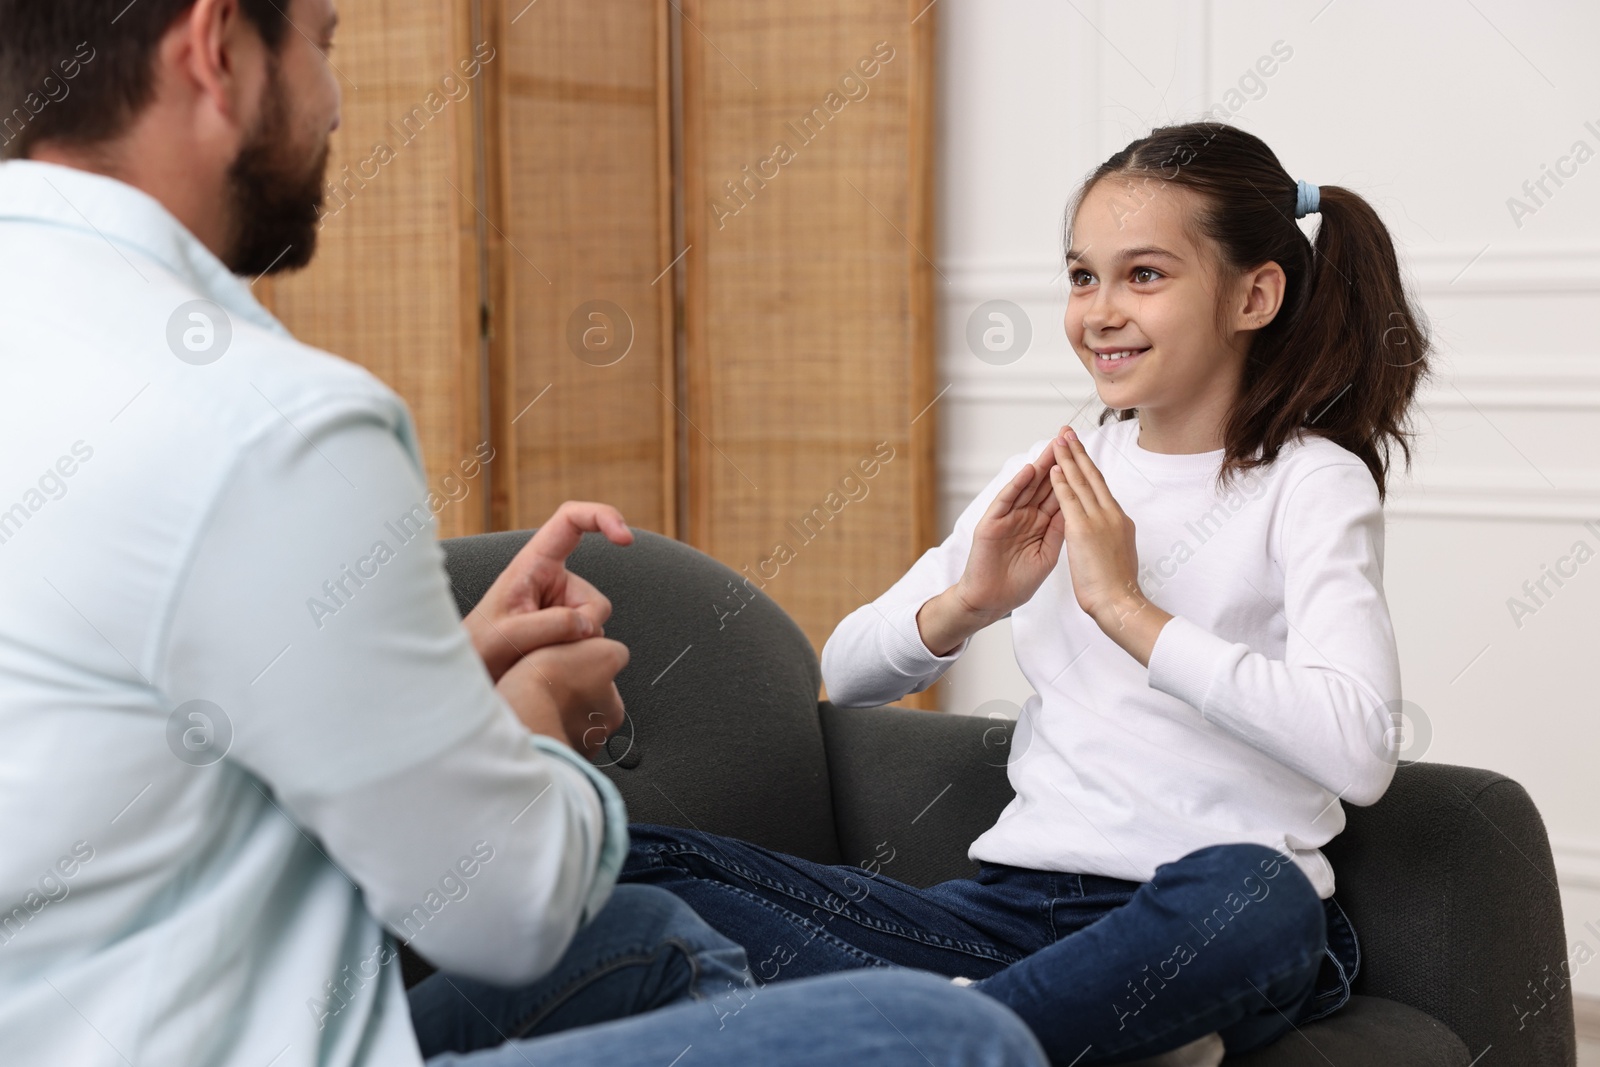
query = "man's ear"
xmin=166 ymin=0 xmax=269 ymax=136
xmin=1231 ymin=260 xmax=1287 ymax=333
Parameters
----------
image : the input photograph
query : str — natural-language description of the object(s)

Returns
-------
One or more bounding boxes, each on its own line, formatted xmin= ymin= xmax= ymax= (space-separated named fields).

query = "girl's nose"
xmin=1081 ymin=289 xmax=1125 ymax=333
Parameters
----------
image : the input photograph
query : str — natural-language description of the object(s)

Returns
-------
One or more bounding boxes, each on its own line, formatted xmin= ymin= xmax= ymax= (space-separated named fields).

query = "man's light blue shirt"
xmin=0 ymin=159 xmax=628 ymax=1067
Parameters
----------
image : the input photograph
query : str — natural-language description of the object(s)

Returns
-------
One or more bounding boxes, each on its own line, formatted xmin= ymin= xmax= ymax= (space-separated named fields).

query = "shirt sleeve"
xmin=1145 ymin=461 xmax=1402 ymax=807
xmin=156 ymin=390 xmax=625 ymax=983
xmin=820 ymin=442 xmax=1044 ymax=708
xmin=528 ymin=734 xmax=630 ymax=928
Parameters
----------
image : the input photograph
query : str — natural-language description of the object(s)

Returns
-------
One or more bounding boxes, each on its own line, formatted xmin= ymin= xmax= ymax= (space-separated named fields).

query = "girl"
xmin=620 ymin=122 xmax=1430 ymax=1066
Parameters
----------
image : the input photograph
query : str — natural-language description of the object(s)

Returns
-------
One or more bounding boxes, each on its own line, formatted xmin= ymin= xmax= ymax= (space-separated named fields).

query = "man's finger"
xmin=489 ymin=607 xmax=595 ymax=658
xmin=523 ymin=502 xmax=634 ymax=566
xmin=559 ymin=571 xmax=613 ymax=628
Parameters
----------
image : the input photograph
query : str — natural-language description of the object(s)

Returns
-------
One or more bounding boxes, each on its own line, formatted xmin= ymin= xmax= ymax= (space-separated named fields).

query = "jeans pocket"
xmin=1296 ymin=895 xmax=1360 ymax=1025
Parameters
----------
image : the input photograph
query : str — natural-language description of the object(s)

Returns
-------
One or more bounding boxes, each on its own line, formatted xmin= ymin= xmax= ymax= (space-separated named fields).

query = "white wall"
xmin=931 ymin=0 xmax=1600 ymax=1000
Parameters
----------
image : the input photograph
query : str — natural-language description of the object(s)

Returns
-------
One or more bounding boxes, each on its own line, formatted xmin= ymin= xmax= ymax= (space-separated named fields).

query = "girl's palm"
xmin=959 ymin=439 xmax=1067 ymax=618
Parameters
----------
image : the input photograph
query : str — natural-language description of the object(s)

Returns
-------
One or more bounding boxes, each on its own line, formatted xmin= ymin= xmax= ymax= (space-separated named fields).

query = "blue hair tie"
xmin=1295 ymin=179 xmax=1321 ymax=219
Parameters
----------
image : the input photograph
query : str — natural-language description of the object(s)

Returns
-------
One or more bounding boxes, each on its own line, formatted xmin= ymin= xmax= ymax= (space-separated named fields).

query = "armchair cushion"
xmin=441 ymin=528 xmax=842 ymax=865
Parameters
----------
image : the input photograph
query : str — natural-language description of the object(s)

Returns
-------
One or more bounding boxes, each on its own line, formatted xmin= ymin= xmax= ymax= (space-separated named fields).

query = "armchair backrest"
xmin=441 ymin=527 xmax=844 ymax=865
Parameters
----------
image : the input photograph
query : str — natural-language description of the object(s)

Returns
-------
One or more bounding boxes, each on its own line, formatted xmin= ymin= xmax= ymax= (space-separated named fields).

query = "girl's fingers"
xmin=1040 ymin=485 xmax=1062 ymax=518
xmin=1051 ymin=437 xmax=1098 ymax=514
xmin=1062 ymin=431 xmax=1118 ymax=512
xmin=1048 ymin=462 xmax=1085 ymax=518
xmin=1022 ymin=438 xmax=1062 ymax=509
xmin=1022 ymin=460 xmax=1057 ymax=511
xmin=987 ymin=461 xmax=1038 ymax=520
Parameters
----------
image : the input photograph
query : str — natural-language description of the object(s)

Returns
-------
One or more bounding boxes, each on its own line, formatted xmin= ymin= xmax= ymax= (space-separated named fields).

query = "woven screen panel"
xmin=488 ymin=0 xmax=678 ymax=538
xmin=260 ymin=0 xmax=488 ymax=539
xmin=679 ymin=0 xmax=938 ymax=706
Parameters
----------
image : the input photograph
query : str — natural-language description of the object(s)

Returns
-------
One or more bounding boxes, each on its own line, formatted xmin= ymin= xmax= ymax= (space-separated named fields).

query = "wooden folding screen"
xmin=261 ymin=0 xmax=937 ymax=705
xmin=679 ymin=2 xmax=937 ymax=705
xmin=259 ymin=0 xmax=489 ymax=539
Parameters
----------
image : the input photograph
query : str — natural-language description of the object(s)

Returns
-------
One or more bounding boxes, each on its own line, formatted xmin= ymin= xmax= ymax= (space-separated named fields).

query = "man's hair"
xmin=0 ymin=0 xmax=290 ymax=160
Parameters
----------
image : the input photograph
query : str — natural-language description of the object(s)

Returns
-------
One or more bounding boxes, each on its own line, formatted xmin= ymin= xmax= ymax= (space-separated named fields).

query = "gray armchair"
xmin=429 ymin=527 xmax=1578 ymax=1066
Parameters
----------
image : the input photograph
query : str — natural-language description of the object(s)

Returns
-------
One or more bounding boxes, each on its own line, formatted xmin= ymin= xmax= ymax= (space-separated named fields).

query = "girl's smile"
xmin=1090 ymin=345 xmax=1149 ymax=372
xmin=1061 ymin=176 xmax=1287 ymax=455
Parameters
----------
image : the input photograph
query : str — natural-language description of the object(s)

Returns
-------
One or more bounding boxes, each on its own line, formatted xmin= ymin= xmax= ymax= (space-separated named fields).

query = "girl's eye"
xmin=1131 ymin=267 xmax=1162 ymax=284
xmin=1068 ymin=269 xmax=1096 ymax=287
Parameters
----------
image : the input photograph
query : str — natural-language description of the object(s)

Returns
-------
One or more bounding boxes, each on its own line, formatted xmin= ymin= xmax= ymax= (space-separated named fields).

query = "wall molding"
xmin=1553 ymin=837 xmax=1600 ymax=892
xmin=1405 ymin=244 xmax=1600 ymax=295
xmin=936 ymin=355 xmax=1600 ymax=414
xmin=940 ymin=474 xmax=1600 ymax=525
xmin=939 ymin=478 xmax=1600 ymax=525
xmin=932 ymin=349 xmax=1600 ymax=524
xmin=937 ymin=245 xmax=1600 ymax=302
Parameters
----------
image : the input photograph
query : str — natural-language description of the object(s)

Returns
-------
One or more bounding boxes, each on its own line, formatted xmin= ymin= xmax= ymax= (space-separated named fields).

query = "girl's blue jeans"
xmin=408 ymin=881 xmax=1050 ymax=1067
xmin=617 ymin=823 xmax=1362 ymax=1065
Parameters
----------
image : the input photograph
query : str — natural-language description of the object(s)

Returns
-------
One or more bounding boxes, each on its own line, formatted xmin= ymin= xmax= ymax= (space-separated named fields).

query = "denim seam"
xmin=1094 ymin=942 xmax=1323 ymax=1060
xmin=502 ymin=936 xmax=699 ymax=1040
xmin=643 ymin=843 xmax=1021 ymax=967
xmin=1296 ymin=898 xmax=1359 ymax=1025
xmin=1296 ymin=949 xmax=1350 ymax=1025
xmin=706 ymin=880 xmax=897 ymax=972
xmin=1332 ymin=896 xmax=1360 ymax=982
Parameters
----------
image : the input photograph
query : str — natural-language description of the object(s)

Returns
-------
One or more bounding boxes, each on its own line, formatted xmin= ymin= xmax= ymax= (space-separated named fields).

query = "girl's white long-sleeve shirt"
xmin=820 ymin=415 xmax=1402 ymax=899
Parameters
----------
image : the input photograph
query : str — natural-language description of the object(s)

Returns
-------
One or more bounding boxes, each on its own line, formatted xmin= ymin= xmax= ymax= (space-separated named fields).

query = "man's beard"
xmin=223 ymin=63 xmax=330 ymax=277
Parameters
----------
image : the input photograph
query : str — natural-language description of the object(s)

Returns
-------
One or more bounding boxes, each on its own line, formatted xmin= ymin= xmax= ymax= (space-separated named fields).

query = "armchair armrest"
xmin=1325 ymin=762 xmax=1575 ymax=1066
xmin=818 ymin=700 xmax=1016 ymax=888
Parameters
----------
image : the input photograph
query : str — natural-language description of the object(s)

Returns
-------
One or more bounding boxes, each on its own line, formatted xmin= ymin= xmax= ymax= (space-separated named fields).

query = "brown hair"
xmin=0 ymin=0 xmax=289 ymax=161
xmin=1066 ymin=122 xmax=1433 ymax=503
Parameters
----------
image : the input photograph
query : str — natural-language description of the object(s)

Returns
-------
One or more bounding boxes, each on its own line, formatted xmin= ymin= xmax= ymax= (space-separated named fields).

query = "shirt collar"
xmin=0 ymin=158 xmax=288 ymax=337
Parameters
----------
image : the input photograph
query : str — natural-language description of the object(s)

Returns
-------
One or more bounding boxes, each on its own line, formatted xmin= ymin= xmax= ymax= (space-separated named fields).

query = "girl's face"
xmin=1063 ymin=178 xmax=1249 ymax=420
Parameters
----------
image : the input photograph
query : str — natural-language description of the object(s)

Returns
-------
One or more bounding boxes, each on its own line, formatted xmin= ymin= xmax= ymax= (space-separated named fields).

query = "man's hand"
xmin=465 ymin=502 xmax=635 ymax=682
xmin=495 ymin=633 xmax=630 ymax=757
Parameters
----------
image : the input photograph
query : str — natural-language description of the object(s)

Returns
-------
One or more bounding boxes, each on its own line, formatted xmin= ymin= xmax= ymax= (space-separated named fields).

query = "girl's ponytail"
xmin=1261 ymin=184 xmax=1433 ymax=503
xmin=1068 ymin=123 xmax=1435 ymax=502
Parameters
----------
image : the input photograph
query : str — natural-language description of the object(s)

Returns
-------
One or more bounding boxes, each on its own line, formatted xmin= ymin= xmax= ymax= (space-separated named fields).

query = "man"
xmin=0 ymin=1 xmax=1051 ymax=1065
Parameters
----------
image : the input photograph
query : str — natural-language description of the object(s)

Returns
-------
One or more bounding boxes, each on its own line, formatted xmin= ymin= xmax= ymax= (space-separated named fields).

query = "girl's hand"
xmin=1047 ymin=429 xmax=1159 ymax=637
xmin=951 ymin=433 xmax=1069 ymax=621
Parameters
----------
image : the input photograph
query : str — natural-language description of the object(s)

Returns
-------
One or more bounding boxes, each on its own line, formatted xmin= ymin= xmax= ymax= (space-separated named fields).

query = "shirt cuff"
xmin=882 ymin=598 xmax=969 ymax=675
xmin=1146 ymin=613 xmax=1238 ymax=718
xmin=527 ymin=733 xmax=630 ymax=928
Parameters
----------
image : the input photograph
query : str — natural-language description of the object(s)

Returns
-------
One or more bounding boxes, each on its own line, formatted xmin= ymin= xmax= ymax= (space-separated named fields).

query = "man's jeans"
xmin=619 ymin=824 xmax=1362 ymax=1065
xmin=408 ymin=882 xmax=1049 ymax=1067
